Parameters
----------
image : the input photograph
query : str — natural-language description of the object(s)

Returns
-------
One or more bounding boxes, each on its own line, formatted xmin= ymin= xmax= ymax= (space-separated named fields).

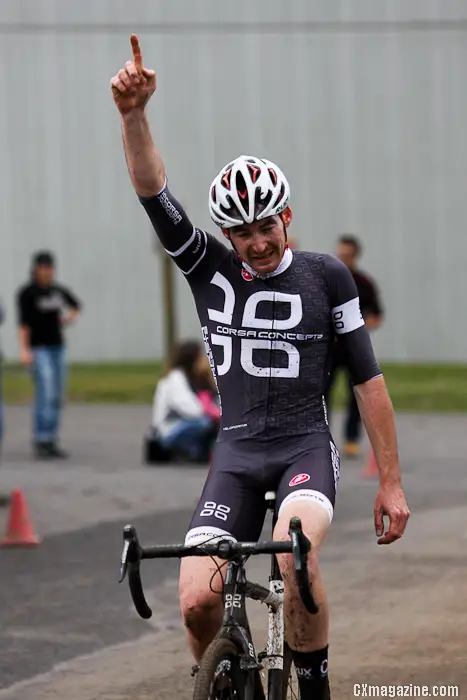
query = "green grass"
xmin=374 ymin=364 xmax=467 ymax=412
xmin=2 ymin=362 xmax=467 ymax=412
xmin=2 ymin=363 xmax=163 ymax=404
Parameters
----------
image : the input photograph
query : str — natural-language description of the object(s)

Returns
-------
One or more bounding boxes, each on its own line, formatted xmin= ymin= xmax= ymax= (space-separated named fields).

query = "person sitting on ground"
xmin=145 ymin=340 xmax=219 ymax=464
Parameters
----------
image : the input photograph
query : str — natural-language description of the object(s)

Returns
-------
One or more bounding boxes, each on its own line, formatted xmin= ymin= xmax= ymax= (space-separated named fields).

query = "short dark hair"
xmin=338 ymin=235 xmax=362 ymax=256
xmin=32 ymin=250 xmax=55 ymax=267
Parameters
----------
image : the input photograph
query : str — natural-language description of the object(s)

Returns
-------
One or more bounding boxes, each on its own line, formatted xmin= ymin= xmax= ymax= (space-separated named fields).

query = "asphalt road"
xmin=0 ymin=405 xmax=466 ymax=699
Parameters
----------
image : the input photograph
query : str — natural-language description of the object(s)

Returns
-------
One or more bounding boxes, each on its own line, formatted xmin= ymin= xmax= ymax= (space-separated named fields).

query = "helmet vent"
xmin=268 ymin=168 xmax=278 ymax=186
xmin=236 ymin=171 xmax=248 ymax=200
xmin=247 ymin=163 xmax=261 ymax=184
xmin=221 ymin=169 xmax=232 ymax=190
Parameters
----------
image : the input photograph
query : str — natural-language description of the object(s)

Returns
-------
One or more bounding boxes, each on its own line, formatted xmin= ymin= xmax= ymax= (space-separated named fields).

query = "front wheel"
xmin=193 ymin=636 xmax=251 ymax=700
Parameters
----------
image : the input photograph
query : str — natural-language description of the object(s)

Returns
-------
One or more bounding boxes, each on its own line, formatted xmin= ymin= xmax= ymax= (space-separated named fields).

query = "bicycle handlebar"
xmin=288 ymin=516 xmax=319 ymax=614
xmin=119 ymin=516 xmax=318 ymax=619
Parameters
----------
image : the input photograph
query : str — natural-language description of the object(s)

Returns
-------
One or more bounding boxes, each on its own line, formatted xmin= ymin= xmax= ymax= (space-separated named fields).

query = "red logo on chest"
xmin=241 ymin=269 xmax=254 ymax=282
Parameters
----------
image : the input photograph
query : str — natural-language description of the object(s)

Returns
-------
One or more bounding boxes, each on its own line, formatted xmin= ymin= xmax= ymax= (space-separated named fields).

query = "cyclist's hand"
xmin=110 ymin=35 xmax=156 ymax=115
xmin=374 ymin=483 xmax=410 ymax=545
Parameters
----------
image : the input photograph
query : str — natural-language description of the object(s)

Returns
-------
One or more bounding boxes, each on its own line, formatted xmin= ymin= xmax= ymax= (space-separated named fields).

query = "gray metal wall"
xmin=0 ymin=0 xmax=466 ymax=362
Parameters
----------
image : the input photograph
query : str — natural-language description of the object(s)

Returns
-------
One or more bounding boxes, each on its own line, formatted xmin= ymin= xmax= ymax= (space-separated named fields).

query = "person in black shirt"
xmin=324 ymin=235 xmax=384 ymax=458
xmin=16 ymin=251 xmax=82 ymax=459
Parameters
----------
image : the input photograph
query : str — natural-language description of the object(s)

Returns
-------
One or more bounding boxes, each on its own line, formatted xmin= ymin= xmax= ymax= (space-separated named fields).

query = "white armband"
xmin=331 ymin=297 xmax=364 ymax=335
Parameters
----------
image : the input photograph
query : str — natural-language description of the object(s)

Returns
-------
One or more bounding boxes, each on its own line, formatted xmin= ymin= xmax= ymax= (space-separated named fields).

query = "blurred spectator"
xmin=0 ymin=298 xmax=7 ymax=506
xmin=16 ymin=251 xmax=82 ymax=460
xmin=145 ymin=340 xmax=219 ymax=465
xmin=0 ymin=298 xmax=4 ymax=455
xmin=325 ymin=235 xmax=384 ymax=458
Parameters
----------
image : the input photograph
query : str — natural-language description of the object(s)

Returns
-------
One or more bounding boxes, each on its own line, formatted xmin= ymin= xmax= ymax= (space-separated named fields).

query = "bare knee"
xmin=273 ymin=501 xmax=331 ymax=592
xmin=274 ymin=499 xmax=331 ymax=545
xmin=181 ymin=589 xmax=221 ymax=630
xmin=179 ymin=559 xmax=224 ymax=635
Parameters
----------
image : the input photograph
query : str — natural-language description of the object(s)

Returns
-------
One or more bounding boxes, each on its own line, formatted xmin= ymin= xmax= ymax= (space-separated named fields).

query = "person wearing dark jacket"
xmin=325 ymin=235 xmax=384 ymax=458
xmin=16 ymin=251 xmax=82 ymax=459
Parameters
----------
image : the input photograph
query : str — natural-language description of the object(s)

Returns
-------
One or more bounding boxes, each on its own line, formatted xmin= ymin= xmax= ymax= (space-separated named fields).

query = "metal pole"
xmin=161 ymin=251 xmax=176 ymax=362
xmin=151 ymin=231 xmax=177 ymax=364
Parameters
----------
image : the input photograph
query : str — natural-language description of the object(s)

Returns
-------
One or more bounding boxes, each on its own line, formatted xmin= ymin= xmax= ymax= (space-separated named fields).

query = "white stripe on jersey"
xmin=183 ymin=232 xmax=208 ymax=274
xmin=165 ymin=227 xmax=196 ymax=256
xmin=163 ymin=228 xmax=208 ymax=275
xmin=331 ymin=296 xmax=364 ymax=335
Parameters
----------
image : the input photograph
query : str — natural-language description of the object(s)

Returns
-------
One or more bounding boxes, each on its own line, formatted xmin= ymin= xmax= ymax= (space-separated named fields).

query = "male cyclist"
xmin=111 ymin=35 xmax=410 ymax=700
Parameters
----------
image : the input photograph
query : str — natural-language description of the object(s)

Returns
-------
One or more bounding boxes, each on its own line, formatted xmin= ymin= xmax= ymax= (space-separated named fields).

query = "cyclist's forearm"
xmin=354 ymin=375 xmax=402 ymax=486
xmin=121 ymin=110 xmax=165 ymax=197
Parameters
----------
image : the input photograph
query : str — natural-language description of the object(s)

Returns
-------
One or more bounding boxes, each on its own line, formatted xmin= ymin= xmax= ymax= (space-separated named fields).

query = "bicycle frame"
xmin=119 ymin=506 xmax=317 ymax=700
xmin=213 ymin=500 xmax=288 ymax=700
xmin=218 ymin=557 xmax=265 ymax=670
xmin=266 ymin=500 xmax=289 ymax=700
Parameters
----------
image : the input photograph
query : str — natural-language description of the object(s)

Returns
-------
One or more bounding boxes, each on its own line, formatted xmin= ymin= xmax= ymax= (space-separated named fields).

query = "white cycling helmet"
xmin=208 ymin=155 xmax=290 ymax=228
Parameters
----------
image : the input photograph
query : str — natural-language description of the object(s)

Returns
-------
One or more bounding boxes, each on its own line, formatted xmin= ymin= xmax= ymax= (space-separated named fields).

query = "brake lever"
xmin=119 ymin=538 xmax=130 ymax=583
xmin=119 ymin=524 xmax=141 ymax=583
xmin=288 ymin=516 xmax=318 ymax=615
xmin=289 ymin=516 xmax=310 ymax=567
xmin=119 ymin=524 xmax=153 ymax=619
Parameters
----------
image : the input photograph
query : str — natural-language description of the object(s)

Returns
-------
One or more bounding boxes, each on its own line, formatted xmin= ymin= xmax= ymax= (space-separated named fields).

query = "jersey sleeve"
xmin=323 ymin=254 xmax=382 ymax=385
xmin=139 ymin=180 xmax=229 ymax=278
xmin=61 ymin=287 xmax=81 ymax=310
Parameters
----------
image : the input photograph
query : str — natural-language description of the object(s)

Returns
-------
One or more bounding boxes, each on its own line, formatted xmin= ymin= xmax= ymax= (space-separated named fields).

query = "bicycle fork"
xmin=264 ymin=554 xmax=287 ymax=700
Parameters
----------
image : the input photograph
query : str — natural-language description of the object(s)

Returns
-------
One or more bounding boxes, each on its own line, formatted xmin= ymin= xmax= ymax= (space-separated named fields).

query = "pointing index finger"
xmin=130 ymin=34 xmax=143 ymax=73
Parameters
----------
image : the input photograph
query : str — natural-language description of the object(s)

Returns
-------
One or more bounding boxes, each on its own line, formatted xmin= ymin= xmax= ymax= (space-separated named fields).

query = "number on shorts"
xmin=200 ymin=501 xmax=231 ymax=521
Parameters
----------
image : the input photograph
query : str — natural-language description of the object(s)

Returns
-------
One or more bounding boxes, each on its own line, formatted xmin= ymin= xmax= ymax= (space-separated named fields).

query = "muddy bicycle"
xmin=119 ymin=491 xmax=318 ymax=700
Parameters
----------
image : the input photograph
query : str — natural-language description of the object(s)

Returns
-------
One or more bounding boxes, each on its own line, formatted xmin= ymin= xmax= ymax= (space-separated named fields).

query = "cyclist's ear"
xmin=221 ymin=227 xmax=230 ymax=240
xmin=280 ymin=206 xmax=293 ymax=228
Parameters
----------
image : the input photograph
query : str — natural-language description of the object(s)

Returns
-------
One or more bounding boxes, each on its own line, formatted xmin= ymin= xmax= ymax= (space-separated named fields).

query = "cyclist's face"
xmin=227 ymin=208 xmax=292 ymax=275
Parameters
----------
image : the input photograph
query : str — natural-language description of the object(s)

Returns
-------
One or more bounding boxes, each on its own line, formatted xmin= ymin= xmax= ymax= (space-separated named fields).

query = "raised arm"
xmin=110 ymin=35 xmax=228 ymax=278
xmin=111 ymin=35 xmax=163 ymax=197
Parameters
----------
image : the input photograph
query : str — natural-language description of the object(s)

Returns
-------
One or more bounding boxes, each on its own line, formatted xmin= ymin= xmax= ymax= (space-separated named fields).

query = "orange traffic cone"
xmin=360 ymin=447 xmax=379 ymax=479
xmin=0 ymin=489 xmax=40 ymax=547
